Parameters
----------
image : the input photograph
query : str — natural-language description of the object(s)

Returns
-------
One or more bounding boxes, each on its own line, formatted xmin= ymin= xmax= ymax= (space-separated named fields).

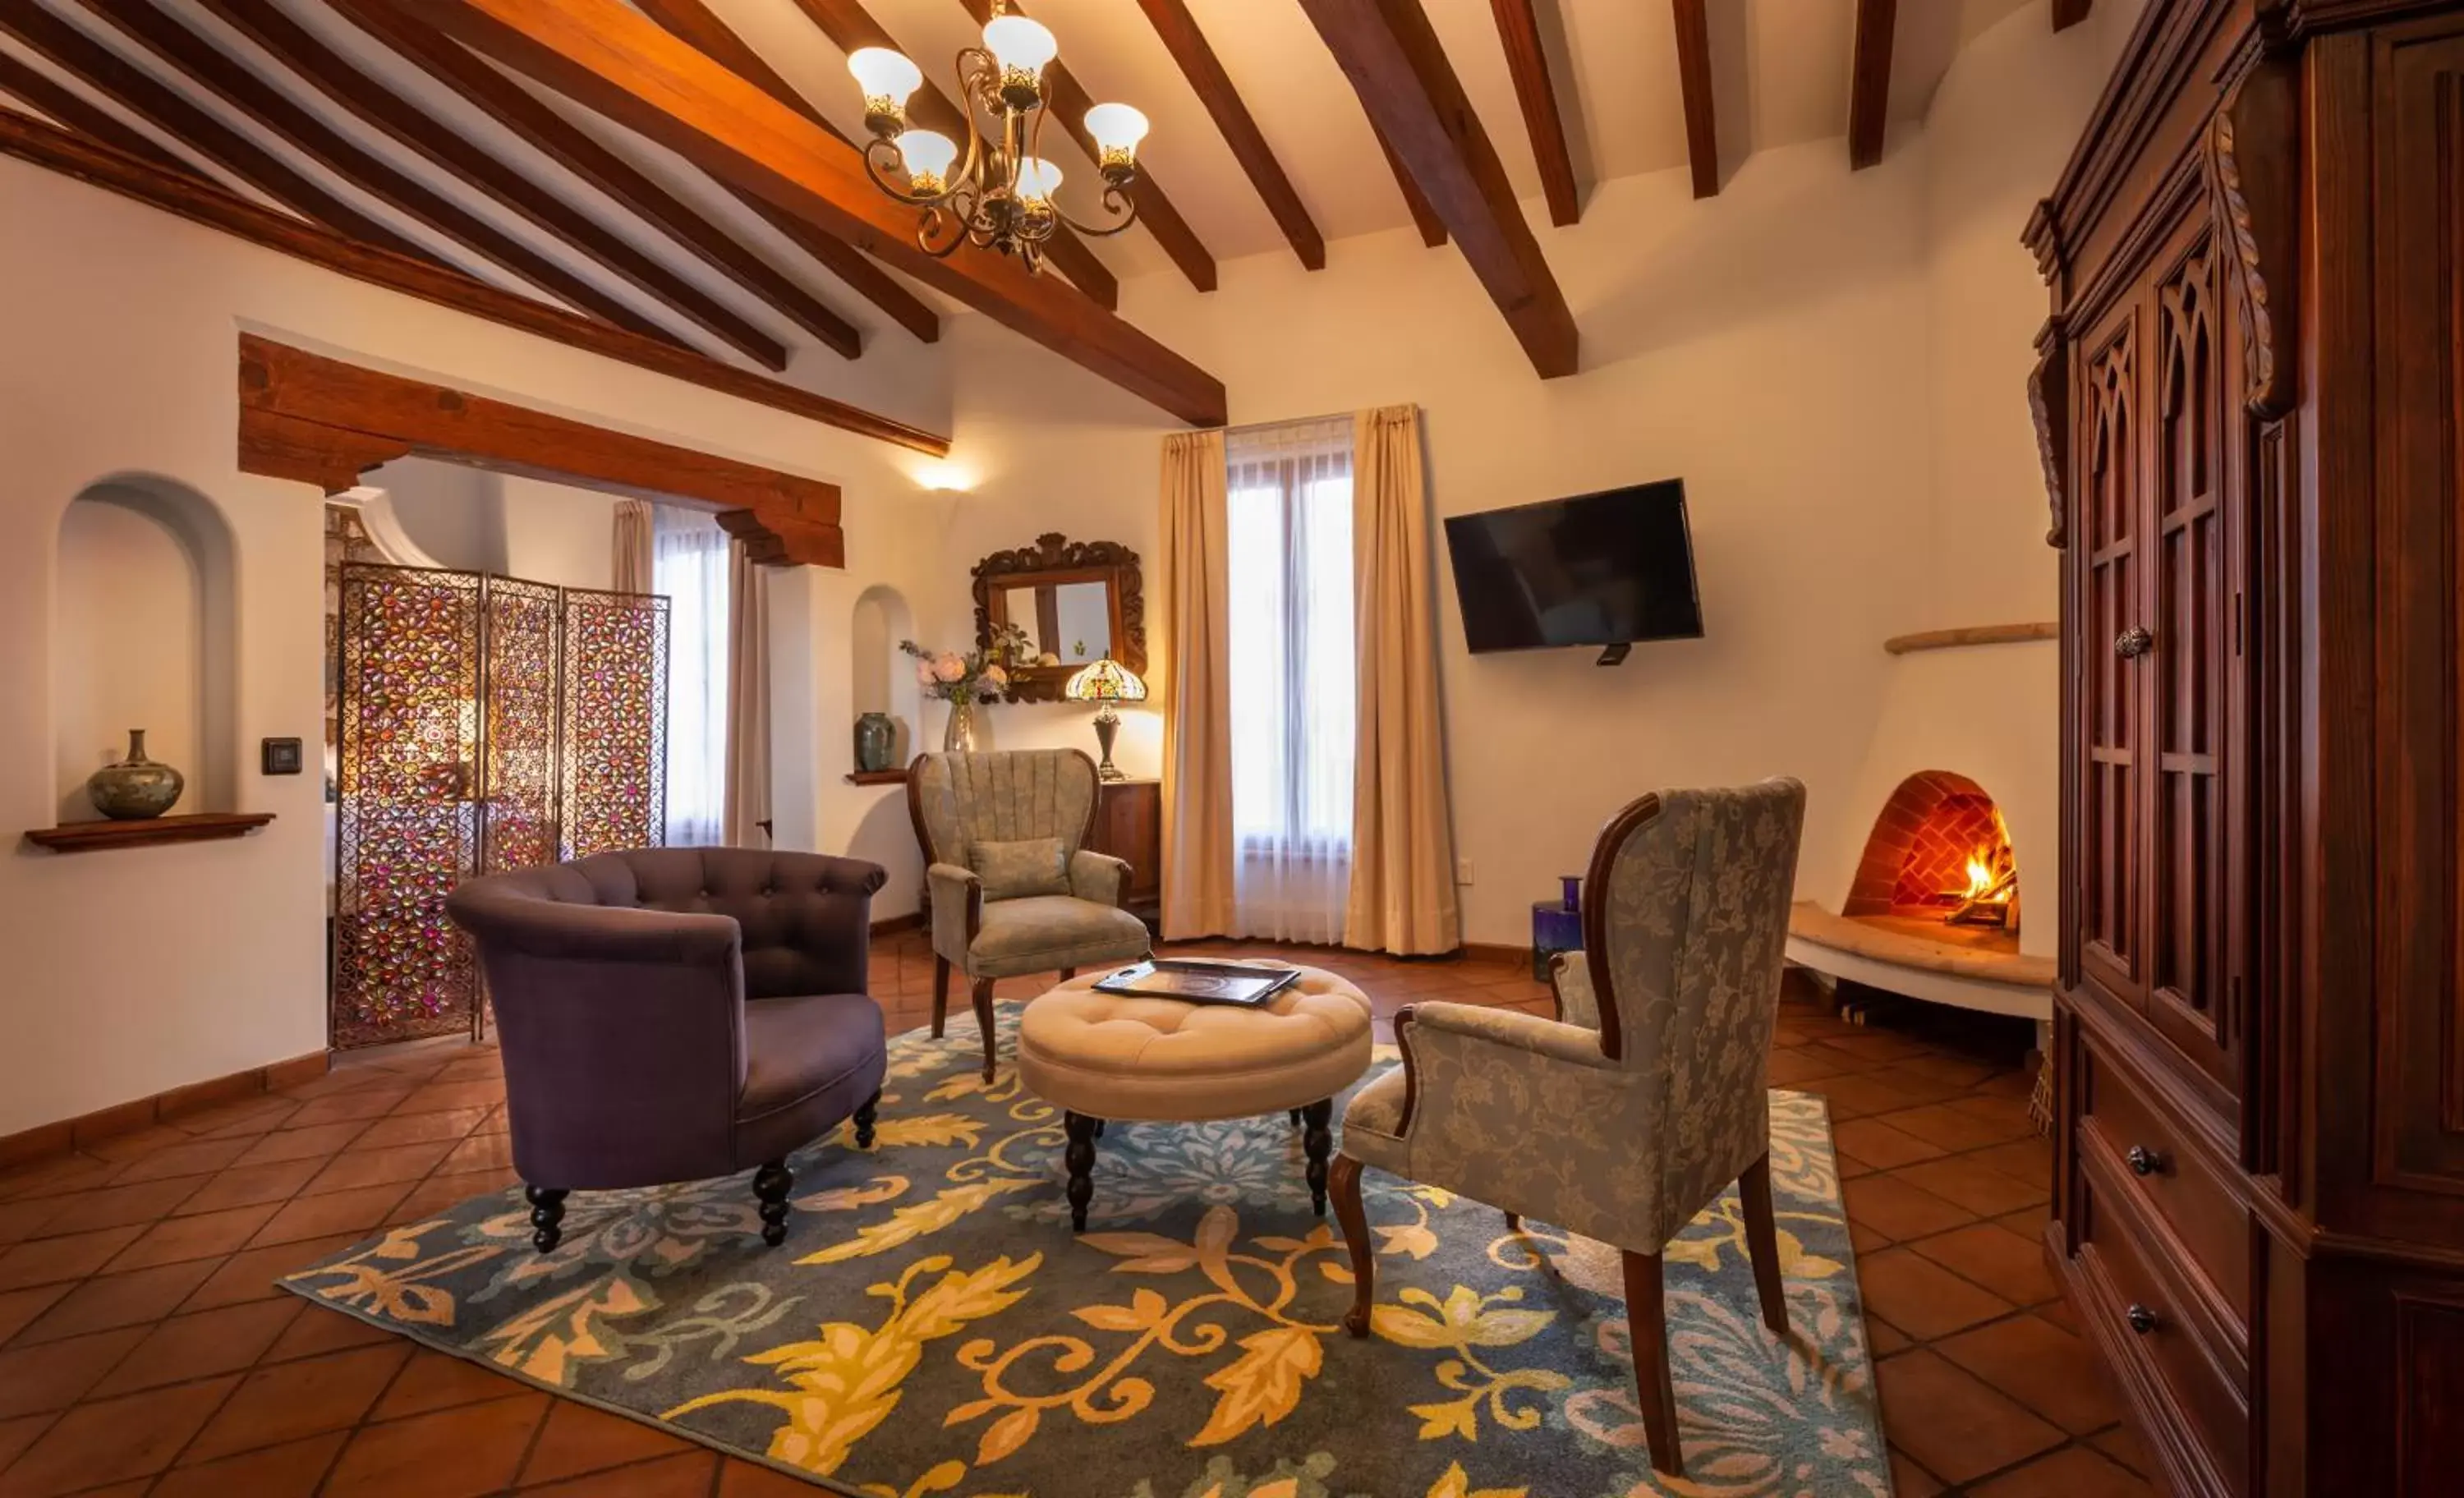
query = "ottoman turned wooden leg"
xmin=1301 ymin=1099 xmax=1335 ymax=1215
xmin=752 ymin=1160 xmax=794 ymax=1247
xmin=1063 ymin=1110 xmax=1101 ymax=1231
xmin=853 ymin=1091 xmax=880 ymax=1150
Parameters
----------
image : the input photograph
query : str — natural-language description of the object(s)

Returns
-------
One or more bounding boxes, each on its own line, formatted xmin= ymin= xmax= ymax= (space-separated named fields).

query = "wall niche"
xmin=50 ymin=476 xmax=237 ymax=825
xmin=848 ymin=584 xmax=919 ymax=779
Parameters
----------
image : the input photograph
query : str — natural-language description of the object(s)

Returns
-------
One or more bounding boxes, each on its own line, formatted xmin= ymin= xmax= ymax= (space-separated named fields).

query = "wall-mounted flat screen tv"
xmin=1442 ymin=480 xmax=1703 ymax=655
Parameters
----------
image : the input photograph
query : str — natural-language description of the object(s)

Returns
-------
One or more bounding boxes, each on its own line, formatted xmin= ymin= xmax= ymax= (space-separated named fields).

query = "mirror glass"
xmin=1001 ymin=581 xmax=1113 ymax=665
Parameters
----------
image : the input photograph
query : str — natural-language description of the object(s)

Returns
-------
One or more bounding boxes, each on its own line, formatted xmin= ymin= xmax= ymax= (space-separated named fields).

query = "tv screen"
xmin=1442 ymin=480 xmax=1703 ymax=654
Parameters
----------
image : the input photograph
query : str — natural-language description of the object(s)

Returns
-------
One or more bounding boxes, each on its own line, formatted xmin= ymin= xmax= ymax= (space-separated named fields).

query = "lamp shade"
xmin=1013 ymin=156 xmax=1064 ymax=206
xmin=982 ymin=14 xmax=1058 ymax=73
xmin=897 ymin=131 xmax=958 ymax=189
xmin=1083 ymin=103 xmax=1150 ymax=154
xmin=847 ymin=48 xmax=922 ymax=104
xmin=1064 ymin=658 xmax=1147 ymax=702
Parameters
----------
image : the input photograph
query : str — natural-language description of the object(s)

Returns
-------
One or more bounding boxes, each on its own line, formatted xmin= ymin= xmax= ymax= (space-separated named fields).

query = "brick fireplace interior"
xmin=1844 ymin=770 xmax=2020 ymax=952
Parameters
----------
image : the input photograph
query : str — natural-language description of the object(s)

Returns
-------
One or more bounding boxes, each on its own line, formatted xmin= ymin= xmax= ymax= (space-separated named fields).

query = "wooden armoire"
xmin=2032 ymin=2 xmax=2464 ymax=1492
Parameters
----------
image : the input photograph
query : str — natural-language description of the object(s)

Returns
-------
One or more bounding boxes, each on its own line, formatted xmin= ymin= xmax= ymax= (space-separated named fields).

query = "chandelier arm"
xmin=862 ymin=136 xmax=961 ymax=208
xmin=916 ymin=203 xmax=965 ymax=260
xmin=1050 ymin=196 xmax=1142 ymax=239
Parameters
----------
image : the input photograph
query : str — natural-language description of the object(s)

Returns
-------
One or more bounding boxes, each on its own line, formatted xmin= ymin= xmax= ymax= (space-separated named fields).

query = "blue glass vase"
xmin=1531 ymin=875 xmax=1583 ymax=981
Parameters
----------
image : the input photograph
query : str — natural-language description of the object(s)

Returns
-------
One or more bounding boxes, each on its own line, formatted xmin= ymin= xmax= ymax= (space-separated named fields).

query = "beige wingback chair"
xmin=1330 ymin=778 xmax=1807 ymax=1478
xmin=908 ymin=749 xmax=1153 ymax=1080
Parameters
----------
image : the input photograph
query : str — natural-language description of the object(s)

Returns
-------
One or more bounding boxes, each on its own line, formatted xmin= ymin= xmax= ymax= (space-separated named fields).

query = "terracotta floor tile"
xmin=246 ymin=1183 xmax=410 ymax=1248
xmin=372 ymin=1349 xmax=534 ymax=1419
xmin=1970 ymin=1137 xmax=2057 ymax=1186
xmin=100 ymin=1137 xmax=255 ymax=1188
xmin=1766 ymin=1049 xmax=1851 ymax=1086
xmin=436 ymin=1132 xmax=517 ymax=1175
xmin=85 ymin=1296 xmax=304 ymax=1397
xmin=1894 ymin=1156 xmax=2050 ymax=1217
xmin=99 ymin=1202 xmax=282 ymax=1272
xmin=0 ymin=1328 xmax=149 ymax=1420
xmin=1888 ymin=1448 xmax=1944 ymax=1497
xmin=1866 ymin=1315 xmax=1915 ymax=1355
xmin=1908 ymin=1221 xmax=2059 ymax=1308
xmin=518 ymin=1450 xmax=722 ymax=1496
xmin=1995 ymin=1203 xmax=2053 ymax=1238
xmin=0 ymin=1285 xmax=69 ymax=1347
xmin=0 ymin=1373 xmax=237 ymax=1497
xmin=170 ymin=1158 xmax=325 ymax=1216
xmin=0 ymin=1202 xmax=65 ymax=1250
xmin=719 ymin=1457 xmax=834 ymax=1496
xmin=22 ymin=1177 xmax=203 ymax=1238
xmin=181 ymin=1234 xmax=365 ymax=1314
xmin=300 ymin=1142 xmax=457 ymax=1197
xmin=78 ymin=1127 xmax=192 ymax=1166
xmin=1874 ymin=1101 xmax=2039 ymax=1153
xmin=386 ymin=1171 xmax=517 ymax=1228
xmin=2093 ymin=1421 xmax=2152 ymax=1475
xmin=0 ymin=1414 xmax=49 ymax=1473
xmin=160 ymin=1096 xmax=296 ymax=1139
xmin=1936 ymin=1313 xmax=2124 ymax=1435
xmin=1831 ymin=1118 xmax=1951 ymax=1170
xmin=518 ymin=1399 xmax=693 ymax=1483
xmin=0 ymin=1159 xmax=117 ymax=1206
xmin=9 ymin=1259 xmax=219 ymax=1344
xmin=319 ymin=1390 xmax=546 ymax=1498
xmin=1873 ymin=1349 xmax=2065 ymax=1487
xmin=152 ymin=1431 xmax=348 ymax=1498
xmin=263 ymin=1304 xmax=398 ymax=1362
xmin=182 ymin=1342 xmax=410 ymax=1463
xmin=348 ymin=1109 xmax=490 ymax=1151
xmin=1842 ymin=1174 xmax=1977 ymax=1243
xmin=1855 ymin=1248 xmax=2015 ymax=1339
xmin=281 ymin=1089 xmax=416 ymax=1129
xmin=232 ymin=1122 xmax=371 ymax=1168
xmin=1970 ymin=1444 xmax=2158 ymax=1496
xmin=388 ymin=1082 xmax=507 ymax=1117
xmin=1802 ymin=1072 xmax=1930 ymax=1120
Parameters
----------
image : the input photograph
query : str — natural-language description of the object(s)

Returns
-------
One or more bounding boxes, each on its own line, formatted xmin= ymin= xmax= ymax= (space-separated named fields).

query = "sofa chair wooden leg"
xmin=1738 ymin=1152 xmax=1790 ymax=1335
xmin=853 ymin=1091 xmax=880 ymax=1150
xmin=1621 ymin=1248 xmax=1685 ymax=1477
xmin=972 ymin=976 xmax=999 ymax=1082
xmin=1063 ymin=1110 xmax=1100 ymax=1231
xmin=753 ymin=1160 xmax=794 ymax=1247
xmin=1504 ymin=1211 xmax=1523 ymax=1232
xmin=1059 ymin=967 xmax=1076 ymax=981
xmin=525 ymin=1184 xmax=568 ymax=1254
xmin=931 ymin=956 xmax=951 ymax=1038
xmin=1330 ymin=1156 xmax=1374 ymax=1337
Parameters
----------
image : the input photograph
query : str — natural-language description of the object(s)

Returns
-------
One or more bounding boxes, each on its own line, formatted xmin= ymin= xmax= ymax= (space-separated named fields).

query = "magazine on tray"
xmin=1092 ymin=959 xmax=1303 ymax=1007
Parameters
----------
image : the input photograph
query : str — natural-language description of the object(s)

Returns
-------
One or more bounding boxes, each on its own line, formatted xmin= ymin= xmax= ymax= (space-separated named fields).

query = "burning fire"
xmin=1964 ymin=848 xmax=2006 ymax=903
xmin=1947 ymin=825 xmax=2018 ymax=929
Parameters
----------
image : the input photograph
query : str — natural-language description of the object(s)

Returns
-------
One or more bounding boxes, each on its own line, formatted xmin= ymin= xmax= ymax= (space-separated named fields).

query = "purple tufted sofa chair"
xmin=445 ymin=847 xmax=890 ymax=1253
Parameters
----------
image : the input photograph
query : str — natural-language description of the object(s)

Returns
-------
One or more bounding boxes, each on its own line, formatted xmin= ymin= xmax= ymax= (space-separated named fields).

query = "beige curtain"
xmin=722 ymin=542 xmax=771 ymax=845
xmin=1159 ymin=429 xmax=1234 ymax=939
xmin=1345 ymin=404 xmax=1460 ymax=954
xmin=612 ymin=499 xmax=654 ymax=593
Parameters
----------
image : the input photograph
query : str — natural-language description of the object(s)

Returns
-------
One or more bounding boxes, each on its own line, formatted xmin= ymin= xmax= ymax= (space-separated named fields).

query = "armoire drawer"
xmin=2076 ymin=1036 xmax=2250 ymax=1327
xmin=2076 ymin=1175 xmax=2249 ymax=1496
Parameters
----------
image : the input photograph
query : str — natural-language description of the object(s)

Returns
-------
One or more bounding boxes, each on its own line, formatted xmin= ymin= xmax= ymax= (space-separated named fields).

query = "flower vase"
xmin=942 ymin=698 xmax=978 ymax=753
xmin=86 ymin=728 xmax=184 ymax=820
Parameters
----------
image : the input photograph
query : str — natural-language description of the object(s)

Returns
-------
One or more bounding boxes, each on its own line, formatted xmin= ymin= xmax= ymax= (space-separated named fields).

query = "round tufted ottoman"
xmin=1018 ymin=964 xmax=1374 ymax=1229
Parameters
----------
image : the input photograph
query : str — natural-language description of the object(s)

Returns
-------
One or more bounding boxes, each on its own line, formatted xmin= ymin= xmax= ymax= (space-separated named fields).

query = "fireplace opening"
xmin=1844 ymin=771 xmax=2020 ymax=950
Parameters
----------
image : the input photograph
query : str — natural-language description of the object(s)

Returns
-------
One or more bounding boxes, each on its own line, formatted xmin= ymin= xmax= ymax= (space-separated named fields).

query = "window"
xmin=654 ymin=505 xmax=729 ymax=846
xmin=1225 ymin=416 xmax=1356 ymax=943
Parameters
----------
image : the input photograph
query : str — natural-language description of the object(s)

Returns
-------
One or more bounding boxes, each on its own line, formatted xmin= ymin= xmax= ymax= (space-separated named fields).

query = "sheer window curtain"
xmin=654 ymin=506 xmax=729 ymax=847
xmin=1225 ymin=417 xmax=1356 ymax=944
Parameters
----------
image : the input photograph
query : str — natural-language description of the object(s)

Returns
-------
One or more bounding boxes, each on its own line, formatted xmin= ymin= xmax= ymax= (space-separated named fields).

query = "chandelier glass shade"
xmin=848 ymin=3 xmax=1146 ymax=271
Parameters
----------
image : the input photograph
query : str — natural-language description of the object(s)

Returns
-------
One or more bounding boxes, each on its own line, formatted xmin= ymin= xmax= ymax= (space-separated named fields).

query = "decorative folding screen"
xmin=333 ymin=564 xmax=668 ymax=1049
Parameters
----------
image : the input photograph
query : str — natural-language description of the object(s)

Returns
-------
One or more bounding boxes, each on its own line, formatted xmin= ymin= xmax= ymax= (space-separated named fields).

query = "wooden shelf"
xmin=25 ymin=812 xmax=276 ymax=853
xmin=1882 ymin=622 xmax=2057 ymax=655
xmin=844 ymin=770 xmax=908 ymax=786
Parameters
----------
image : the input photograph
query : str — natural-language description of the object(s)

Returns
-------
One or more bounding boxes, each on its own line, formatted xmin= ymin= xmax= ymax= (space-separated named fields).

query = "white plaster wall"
xmin=51 ymin=491 xmax=207 ymax=825
xmin=0 ymin=156 xmax=952 ymax=1132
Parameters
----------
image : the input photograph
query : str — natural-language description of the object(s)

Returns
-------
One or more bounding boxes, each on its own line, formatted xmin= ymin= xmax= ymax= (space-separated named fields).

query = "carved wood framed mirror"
xmin=971 ymin=533 xmax=1145 ymax=703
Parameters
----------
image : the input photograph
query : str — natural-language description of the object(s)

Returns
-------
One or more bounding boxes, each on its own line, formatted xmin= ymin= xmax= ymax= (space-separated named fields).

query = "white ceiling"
xmin=0 ymin=0 xmax=2054 ymax=364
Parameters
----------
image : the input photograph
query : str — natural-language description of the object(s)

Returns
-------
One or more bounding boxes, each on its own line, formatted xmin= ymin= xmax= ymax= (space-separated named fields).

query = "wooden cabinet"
xmin=1087 ymin=778 xmax=1161 ymax=924
xmin=2036 ymin=4 xmax=2464 ymax=1491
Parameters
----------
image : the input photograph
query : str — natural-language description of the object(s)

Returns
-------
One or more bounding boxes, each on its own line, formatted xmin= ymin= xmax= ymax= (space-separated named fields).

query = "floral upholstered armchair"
xmin=1329 ymin=779 xmax=1807 ymax=1478
xmin=908 ymin=748 xmax=1152 ymax=1080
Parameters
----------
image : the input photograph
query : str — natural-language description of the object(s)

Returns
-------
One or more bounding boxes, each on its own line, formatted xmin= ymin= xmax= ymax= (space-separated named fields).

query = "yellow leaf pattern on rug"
xmin=798 ymin=1179 xmax=1037 ymax=1265
xmin=665 ymin=1252 xmax=1039 ymax=1475
xmin=1425 ymin=1461 xmax=1527 ymax=1498
xmin=284 ymin=1222 xmax=501 ymax=1326
xmin=859 ymin=1114 xmax=986 ymax=1151
xmin=477 ymin=1274 xmax=648 ymax=1384
xmin=1192 ymin=1326 xmax=1322 ymax=1446
xmin=796 ymin=1175 xmax=913 ymax=1212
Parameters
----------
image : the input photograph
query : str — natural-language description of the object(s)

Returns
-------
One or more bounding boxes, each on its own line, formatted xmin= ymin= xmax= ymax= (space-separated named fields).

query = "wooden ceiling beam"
xmin=1297 ymin=0 xmax=1576 ymax=376
xmin=1848 ymin=0 xmax=1896 ymax=171
xmin=779 ymin=0 xmax=1119 ymax=310
xmin=1670 ymin=0 xmax=1721 ymax=198
xmin=2053 ymin=0 xmax=2094 ymax=30
xmin=1135 ymin=0 xmax=1325 ymax=270
xmin=0 ymin=48 xmax=196 ymax=177
xmin=65 ymin=0 xmax=728 ymax=361
xmin=1487 ymin=0 xmax=1580 ymax=224
xmin=0 ymin=108 xmax=949 ymax=453
xmin=388 ymin=0 xmax=1224 ymax=424
xmin=953 ymin=0 xmax=1216 ymax=293
xmin=195 ymin=0 xmax=834 ymax=364
xmin=240 ymin=334 xmax=845 ymax=567
xmin=1373 ymin=120 xmax=1446 ymax=246
xmin=0 ymin=2 xmax=427 ymax=255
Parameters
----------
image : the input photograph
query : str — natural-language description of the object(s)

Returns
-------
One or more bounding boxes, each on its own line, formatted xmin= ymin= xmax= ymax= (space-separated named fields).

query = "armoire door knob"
xmin=2126 ymin=1303 xmax=2158 ymax=1335
xmin=2126 ymin=1145 xmax=2161 ymax=1176
xmin=2115 ymin=626 xmax=2154 ymax=659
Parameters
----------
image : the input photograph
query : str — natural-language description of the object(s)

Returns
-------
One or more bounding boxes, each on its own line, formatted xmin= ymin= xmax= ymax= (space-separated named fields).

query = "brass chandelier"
xmin=847 ymin=1 xmax=1148 ymax=271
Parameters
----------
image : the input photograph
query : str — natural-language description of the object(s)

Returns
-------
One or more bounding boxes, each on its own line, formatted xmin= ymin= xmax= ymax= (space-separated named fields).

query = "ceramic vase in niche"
xmin=942 ymin=699 xmax=979 ymax=754
xmin=87 ymin=728 xmax=184 ymax=820
xmin=854 ymin=713 xmax=897 ymax=774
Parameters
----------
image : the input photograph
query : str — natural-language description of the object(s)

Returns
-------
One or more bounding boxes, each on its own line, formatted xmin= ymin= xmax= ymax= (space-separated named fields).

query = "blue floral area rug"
xmin=282 ymin=1007 xmax=1887 ymax=1497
